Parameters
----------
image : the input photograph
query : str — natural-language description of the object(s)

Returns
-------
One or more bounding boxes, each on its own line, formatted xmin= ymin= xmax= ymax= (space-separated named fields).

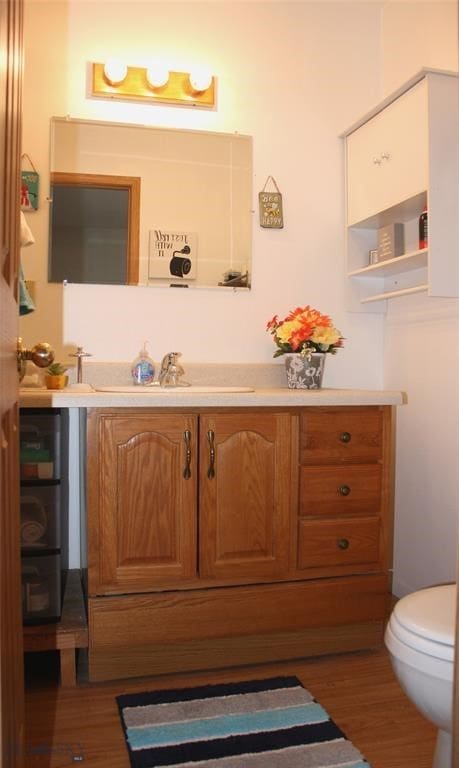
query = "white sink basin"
xmin=95 ymin=385 xmax=254 ymax=394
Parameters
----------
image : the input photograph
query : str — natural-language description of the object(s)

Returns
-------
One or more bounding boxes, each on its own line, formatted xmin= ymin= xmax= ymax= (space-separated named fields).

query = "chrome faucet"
xmin=69 ymin=346 xmax=92 ymax=383
xmin=159 ymin=352 xmax=189 ymax=388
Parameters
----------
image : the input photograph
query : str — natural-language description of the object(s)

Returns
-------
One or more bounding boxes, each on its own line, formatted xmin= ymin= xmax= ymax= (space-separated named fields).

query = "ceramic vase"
xmin=284 ymin=352 xmax=325 ymax=389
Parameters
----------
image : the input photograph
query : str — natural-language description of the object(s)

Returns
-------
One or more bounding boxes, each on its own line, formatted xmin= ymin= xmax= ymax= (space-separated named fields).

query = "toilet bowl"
xmin=384 ymin=584 xmax=456 ymax=768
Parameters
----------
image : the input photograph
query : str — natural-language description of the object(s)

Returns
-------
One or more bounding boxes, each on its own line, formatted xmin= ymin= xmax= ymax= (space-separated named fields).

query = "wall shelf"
xmin=347 ymin=248 xmax=427 ymax=279
xmin=342 ymin=69 xmax=459 ymax=312
xmin=360 ymin=284 xmax=429 ymax=304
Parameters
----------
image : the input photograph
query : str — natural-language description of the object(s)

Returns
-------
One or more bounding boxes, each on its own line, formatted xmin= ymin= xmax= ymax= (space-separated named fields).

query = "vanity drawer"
xmin=300 ymin=407 xmax=383 ymax=464
xmin=297 ymin=517 xmax=381 ymax=570
xmin=299 ymin=465 xmax=381 ymax=517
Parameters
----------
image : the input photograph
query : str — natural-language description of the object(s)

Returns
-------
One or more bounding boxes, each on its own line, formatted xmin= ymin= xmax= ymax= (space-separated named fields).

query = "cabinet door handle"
xmin=207 ymin=430 xmax=215 ymax=479
xmin=339 ymin=431 xmax=352 ymax=443
xmin=183 ymin=429 xmax=192 ymax=479
xmin=337 ymin=538 xmax=350 ymax=550
xmin=339 ymin=484 xmax=351 ymax=496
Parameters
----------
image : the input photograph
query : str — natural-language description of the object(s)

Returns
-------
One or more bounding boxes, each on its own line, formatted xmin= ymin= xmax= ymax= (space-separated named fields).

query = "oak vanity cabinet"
xmin=344 ymin=69 xmax=459 ymax=309
xmin=86 ymin=406 xmax=394 ymax=682
xmin=87 ymin=410 xmax=292 ymax=595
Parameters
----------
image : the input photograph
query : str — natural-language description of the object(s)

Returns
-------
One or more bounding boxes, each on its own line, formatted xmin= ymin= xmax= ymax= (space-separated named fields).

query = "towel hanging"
xmin=19 ymin=211 xmax=36 ymax=315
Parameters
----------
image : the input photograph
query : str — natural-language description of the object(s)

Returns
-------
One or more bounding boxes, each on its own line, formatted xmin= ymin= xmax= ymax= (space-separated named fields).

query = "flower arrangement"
xmin=266 ymin=305 xmax=344 ymax=358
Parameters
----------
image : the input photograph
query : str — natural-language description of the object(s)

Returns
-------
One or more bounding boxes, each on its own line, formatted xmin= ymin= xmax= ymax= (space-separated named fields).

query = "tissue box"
xmin=377 ymin=223 xmax=404 ymax=262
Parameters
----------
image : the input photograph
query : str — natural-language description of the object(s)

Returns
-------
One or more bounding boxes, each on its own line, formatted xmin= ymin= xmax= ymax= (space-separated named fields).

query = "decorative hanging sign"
xmin=20 ymin=154 xmax=39 ymax=211
xmin=258 ymin=176 xmax=284 ymax=229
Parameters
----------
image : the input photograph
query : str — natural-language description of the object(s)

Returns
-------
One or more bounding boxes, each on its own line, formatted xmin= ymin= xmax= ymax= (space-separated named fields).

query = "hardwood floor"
xmin=23 ymin=646 xmax=436 ymax=768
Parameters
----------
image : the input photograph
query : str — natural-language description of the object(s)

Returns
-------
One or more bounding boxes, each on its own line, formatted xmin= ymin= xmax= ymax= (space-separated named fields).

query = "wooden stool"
xmin=23 ymin=569 xmax=88 ymax=686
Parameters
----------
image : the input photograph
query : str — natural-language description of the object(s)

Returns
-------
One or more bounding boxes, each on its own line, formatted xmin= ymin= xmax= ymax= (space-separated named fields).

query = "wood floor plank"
xmin=24 ymin=648 xmax=436 ymax=768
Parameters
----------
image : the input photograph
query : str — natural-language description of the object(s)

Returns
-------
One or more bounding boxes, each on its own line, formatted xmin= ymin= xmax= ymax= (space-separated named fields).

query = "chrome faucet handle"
xmin=161 ymin=351 xmax=181 ymax=368
xmin=69 ymin=345 xmax=92 ymax=383
xmin=159 ymin=352 xmax=187 ymax=387
xmin=160 ymin=352 xmax=174 ymax=372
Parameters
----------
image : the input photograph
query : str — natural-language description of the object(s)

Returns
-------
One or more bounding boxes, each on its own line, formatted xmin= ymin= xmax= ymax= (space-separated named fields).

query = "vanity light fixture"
xmin=103 ymin=58 xmax=128 ymax=86
xmin=188 ymin=68 xmax=213 ymax=93
xmin=146 ymin=64 xmax=170 ymax=89
xmin=92 ymin=62 xmax=216 ymax=108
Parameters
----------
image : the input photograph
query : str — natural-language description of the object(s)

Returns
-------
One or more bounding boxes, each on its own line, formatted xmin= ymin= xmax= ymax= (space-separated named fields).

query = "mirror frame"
xmin=50 ymin=171 xmax=141 ymax=285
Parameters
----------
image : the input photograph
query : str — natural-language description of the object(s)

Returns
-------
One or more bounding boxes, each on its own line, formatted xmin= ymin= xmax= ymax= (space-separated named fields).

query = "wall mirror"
xmin=49 ymin=117 xmax=253 ymax=289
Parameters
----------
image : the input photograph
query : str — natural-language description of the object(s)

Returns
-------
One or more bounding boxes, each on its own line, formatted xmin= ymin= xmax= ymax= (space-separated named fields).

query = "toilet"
xmin=384 ymin=583 xmax=456 ymax=768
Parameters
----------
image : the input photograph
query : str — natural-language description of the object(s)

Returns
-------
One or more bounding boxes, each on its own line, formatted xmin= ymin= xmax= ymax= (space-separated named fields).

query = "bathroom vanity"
xmin=20 ymin=386 xmax=403 ymax=682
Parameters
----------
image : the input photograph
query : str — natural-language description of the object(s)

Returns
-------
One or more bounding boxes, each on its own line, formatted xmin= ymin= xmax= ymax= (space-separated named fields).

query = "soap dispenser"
xmin=131 ymin=342 xmax=155 ymax=386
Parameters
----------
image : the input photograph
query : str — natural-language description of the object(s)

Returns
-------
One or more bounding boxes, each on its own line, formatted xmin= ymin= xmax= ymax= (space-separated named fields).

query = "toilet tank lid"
xmin=394 ymin=584 xmax=456 ymax=646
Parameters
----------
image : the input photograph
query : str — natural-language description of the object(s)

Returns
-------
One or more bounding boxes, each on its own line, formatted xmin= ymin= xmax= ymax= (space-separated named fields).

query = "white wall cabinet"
xmin=343 ymin=70 xmax=459 ymax=311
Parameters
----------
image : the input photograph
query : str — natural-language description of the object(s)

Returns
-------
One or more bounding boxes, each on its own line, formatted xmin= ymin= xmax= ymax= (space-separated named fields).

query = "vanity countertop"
xmin=19 ymin=387 xmax=406 ymax=408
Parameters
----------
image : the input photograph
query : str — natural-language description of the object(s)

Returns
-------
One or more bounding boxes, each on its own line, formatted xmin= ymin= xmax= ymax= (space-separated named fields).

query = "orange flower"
xmin=266 ymin=304 xmax=344 ymax=358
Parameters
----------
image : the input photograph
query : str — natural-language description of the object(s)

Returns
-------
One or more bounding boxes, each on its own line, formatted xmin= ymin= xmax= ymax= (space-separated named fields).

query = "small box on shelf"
xmin=377 ymin=223 xmax=404 ymax=262
xmin=368 ymin=249 xmax=379 ymax=265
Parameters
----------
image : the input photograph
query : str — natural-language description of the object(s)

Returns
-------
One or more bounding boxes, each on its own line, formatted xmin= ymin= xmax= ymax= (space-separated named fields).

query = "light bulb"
xmin=103 ymin=58 xmax=128 ymax=86
xmin=146 ymin=64 xmax=170 ymax=89
xmin=189 ymin=68 xmax=213 ymax=93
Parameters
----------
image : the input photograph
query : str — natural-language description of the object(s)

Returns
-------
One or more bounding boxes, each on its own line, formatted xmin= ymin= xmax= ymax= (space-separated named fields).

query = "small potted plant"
xmin=44 ymin=362 xmax=69 ymax=390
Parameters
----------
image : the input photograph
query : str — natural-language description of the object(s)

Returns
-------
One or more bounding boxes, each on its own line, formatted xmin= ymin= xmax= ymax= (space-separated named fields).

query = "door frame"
xmin=0 ymin=0 xmax=25 ymax=765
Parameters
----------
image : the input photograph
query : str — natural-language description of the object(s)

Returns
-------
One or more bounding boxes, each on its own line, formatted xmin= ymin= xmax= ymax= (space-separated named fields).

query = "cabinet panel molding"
xmin=299 ymin=464 xmax=381 ymax=517
xmin=198 ymin=413 xmax=292 ymax=580
xmin=88 ymin=622 xmax=386 ymax=681
xmin=88 ymin=412 xmax=198 ymax=593
xmin=297 ymin=516 xmax=381 ymax=570
xmin=89 ymin=574 xmax=389 ymax=648
xmin=300 ymin=407 xmax=383 ymax=464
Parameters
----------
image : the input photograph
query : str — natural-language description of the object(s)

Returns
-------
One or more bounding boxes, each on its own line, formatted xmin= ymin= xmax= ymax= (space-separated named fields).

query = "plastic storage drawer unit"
xmin=21 ymin=554 xmax=65 ymax=624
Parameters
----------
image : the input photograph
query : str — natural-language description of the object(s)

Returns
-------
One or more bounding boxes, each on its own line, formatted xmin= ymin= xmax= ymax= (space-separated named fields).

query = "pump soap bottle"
xmin=131 ymin=342 xmax=155 ymax=386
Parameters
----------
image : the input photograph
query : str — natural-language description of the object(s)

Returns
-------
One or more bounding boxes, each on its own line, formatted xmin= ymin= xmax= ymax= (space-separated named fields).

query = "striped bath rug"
xmin=116 ymin=675 xmax=372 ymax=767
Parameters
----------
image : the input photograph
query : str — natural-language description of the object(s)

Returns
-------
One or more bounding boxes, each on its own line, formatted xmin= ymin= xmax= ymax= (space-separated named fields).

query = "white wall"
xmin=380 ymin=0 xmax=459 ymax=595
xmin=385 ymin=295 xmax=459 ymax=595
xmin=381 ymin=0 xmax=458 ymax=96
xmin=20 ymin=1 xmax=459 ymax=589
xmin=20 ymin=0 xmax=385 ymax=390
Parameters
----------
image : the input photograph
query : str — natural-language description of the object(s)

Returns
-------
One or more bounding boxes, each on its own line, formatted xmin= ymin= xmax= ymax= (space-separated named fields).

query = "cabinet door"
xmin=199 ymin=412 xmax=292 ymax=581
xmin=88 ymin=412 xmax=198 ymax=594
xmin=346 ymin=79 xmax=428 ymax=225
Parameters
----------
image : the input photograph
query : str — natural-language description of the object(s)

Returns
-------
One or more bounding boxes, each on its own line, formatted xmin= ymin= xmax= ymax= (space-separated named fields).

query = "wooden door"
xmin=0 ymin=0 xmax=25 ymax=765
xmin=199 ymin=412 xmax=292 ymax=581
xmin=87 ymin=411 xmax=198 ymax=594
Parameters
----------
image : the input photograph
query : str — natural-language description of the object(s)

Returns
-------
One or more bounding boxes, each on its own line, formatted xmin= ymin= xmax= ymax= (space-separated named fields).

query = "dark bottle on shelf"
xmin=419 ymin=205 xmax=428 ymax=250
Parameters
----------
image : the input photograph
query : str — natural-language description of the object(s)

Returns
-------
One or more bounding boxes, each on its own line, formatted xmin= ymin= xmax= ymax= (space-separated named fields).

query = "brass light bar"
xmin=92 ymin=63 xmax=216 ymax=108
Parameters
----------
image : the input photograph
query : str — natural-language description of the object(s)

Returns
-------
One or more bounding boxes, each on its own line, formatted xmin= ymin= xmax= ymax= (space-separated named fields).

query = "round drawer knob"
xmin=337 ymin=538 xmax=350 ymax=550
xmin=339 ymin=484 xmax=351 ymax=496
xmin=339 ymin=431 xmax=352 ymax=444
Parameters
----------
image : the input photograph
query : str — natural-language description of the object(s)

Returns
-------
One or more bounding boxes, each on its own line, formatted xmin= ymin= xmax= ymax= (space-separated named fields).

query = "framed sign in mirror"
xmin=49 ymin=117 xmax=253 ymax=290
